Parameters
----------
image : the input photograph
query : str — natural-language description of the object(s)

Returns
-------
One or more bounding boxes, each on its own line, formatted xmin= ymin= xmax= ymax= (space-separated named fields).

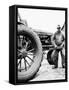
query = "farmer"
xmin=51 ymin=25 xmax=65 ymax=68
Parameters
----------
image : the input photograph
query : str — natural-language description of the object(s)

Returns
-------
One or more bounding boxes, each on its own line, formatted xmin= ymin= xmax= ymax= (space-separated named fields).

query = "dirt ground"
xmin=31 ymin=51 xmax=65 ymax=81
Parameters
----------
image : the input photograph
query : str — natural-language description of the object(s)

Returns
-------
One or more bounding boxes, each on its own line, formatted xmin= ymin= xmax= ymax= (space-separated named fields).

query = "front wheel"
xmin=17 ymin=25 xmax=43 ymax=82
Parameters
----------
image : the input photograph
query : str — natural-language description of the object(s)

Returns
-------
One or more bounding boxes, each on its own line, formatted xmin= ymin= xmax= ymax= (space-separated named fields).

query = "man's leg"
xmin=61 ymin=48 xmax=65 ymax=68
xmin=58 ymin=51 xmax=63 ymax=68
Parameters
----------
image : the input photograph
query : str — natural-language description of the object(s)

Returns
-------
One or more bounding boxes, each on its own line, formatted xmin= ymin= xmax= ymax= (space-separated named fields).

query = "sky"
xmin=18 ymin=8 xmax=65 ymax=34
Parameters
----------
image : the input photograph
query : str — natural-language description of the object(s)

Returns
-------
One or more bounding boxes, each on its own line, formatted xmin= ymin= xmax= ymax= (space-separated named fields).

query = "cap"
xmin=57 ymin=25 xmax=61 ymax=29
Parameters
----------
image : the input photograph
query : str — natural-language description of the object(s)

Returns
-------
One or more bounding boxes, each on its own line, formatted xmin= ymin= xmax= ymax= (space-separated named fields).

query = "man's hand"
xmin=56 ymin=44 xmax=64 ymax=49
xmin=53 ymin=43 xmax=57 ymax=48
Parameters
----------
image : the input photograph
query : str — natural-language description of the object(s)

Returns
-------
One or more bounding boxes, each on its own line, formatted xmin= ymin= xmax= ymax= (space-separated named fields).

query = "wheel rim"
xmin=17 ymin=32 xmax=37 ymax=72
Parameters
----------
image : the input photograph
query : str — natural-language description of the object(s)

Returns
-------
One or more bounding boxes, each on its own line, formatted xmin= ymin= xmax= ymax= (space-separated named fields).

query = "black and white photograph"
xmin=9 ymin=5 xmax=67 ymax=85
xmin=17 ymin=6 xmax=67 ymax=83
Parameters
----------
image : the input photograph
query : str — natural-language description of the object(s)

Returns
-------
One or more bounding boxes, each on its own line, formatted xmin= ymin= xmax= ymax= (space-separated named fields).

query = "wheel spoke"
xmin=28 ymin=48 xmax=35 ymax=52
xmin=18 ymin=49 xmax=22 ymax=53
xmin=27 ymin=56 xmax=34 ymax=62
xmin=18 ymin=58 xmax=22 ymax=72
xmin=27 ymin=52 xmax=33 ymax=55
xmin=18 ymin=58 xmax=22 ymax=66
xmin=25 ymin=40 xmax=31 ymax=50
xmin=24 ymin=58 xmax=31 ymax=67
xmin=18 ymin=53 xmax=22 ymax=57
xmin=17 ymin=49 xmax=23 ymax=57
xmin=24 ymin=58 xmax=27 ymax=71
xmin=25 ymin=42 xmax=28 ymax=49
xmin=27 ymin=53 xmax=35 ymax=57
xmin=20 ymin=60 xmax=21 ymax=69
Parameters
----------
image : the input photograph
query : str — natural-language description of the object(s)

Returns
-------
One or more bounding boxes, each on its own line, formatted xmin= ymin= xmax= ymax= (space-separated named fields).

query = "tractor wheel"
xmin=17 ymin=25 xmax=43 ymax=82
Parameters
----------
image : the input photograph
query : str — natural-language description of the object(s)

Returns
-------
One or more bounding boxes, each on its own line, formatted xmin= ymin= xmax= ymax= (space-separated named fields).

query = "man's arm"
xmin=51 ymin=34 xmax=57 ymax=48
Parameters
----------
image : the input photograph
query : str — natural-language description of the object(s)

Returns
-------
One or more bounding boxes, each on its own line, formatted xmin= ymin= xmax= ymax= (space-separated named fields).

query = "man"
xmin=51 ymin=25 xmax=65 ymax=68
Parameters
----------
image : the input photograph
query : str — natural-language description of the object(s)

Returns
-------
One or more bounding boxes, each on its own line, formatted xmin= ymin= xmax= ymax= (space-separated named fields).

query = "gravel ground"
xmin=31 ymin=51 xmax=65 ymax=81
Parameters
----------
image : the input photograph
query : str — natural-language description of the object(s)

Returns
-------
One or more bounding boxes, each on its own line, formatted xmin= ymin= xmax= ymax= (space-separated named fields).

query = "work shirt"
xmin=53 ymin=31 xmax=64 ymax=46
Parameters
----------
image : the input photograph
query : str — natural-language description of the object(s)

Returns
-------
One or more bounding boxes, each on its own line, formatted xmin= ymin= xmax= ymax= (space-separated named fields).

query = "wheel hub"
xmin=22 ymin=51 xmax=27 ymax=58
